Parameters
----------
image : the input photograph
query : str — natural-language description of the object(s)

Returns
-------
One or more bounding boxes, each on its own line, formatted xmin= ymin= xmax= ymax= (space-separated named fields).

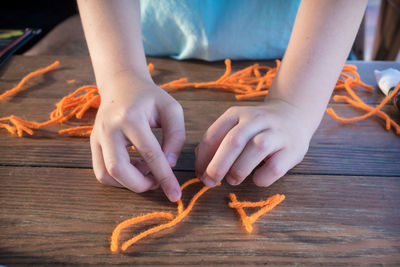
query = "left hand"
xmin=195 ymin=98 xmax=313 ymax=187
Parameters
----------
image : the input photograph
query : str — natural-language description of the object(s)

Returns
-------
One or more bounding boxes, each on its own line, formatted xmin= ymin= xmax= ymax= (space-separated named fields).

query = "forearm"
xmin=267 ymin=0 xmax=367 ymax=133
xmin=77 ymin=0 xmax=151 ymax=92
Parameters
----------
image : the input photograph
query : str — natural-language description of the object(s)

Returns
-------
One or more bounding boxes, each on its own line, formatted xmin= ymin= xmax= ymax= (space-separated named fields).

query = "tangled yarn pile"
xmin=0 ymin=59 xmax=398 ymax=136
xmin=1 ymin=59 xmax=398 ymax=252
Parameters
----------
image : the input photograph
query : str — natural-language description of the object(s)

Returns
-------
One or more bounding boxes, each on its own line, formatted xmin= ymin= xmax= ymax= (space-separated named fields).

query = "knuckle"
xmin=167 ymin=101 xmax=184 ymax=115
xmin=250 ymin=111 xmax=267 ymax=123
xmin=106 ymin=160 xmax=123 ymax=178
xmin=109 ymin=114 xmax=125 ymax=128
xmin=112 ymin=111 xmax=128 ymax=124
xmin=113 ymin=108 xmax=140 ymax=126
xmin=269 ymin=163 xmax=285 ymax=179
xmin=226 ymin=106 xmax=235 ymax=114
xmin=96 ymin=173 xmax=110 ymax=185
xmin=207 ymin=168 xmax=224 ymax=180
xmin=225 ymin=106 xmax=238 ymax=116
xmin=227 ymin=132 xmax=245 ymax=148
xmin=169 ymin=129 xmax=186 ymax=143
xmin=142 ymin=149 xmax=163 ymax=164
xmin=156 ymin=175 xmax=173 ymax=186
xmin=201 ymin=131 xmax=215 ymax=147
xmin=252 ymin=134 xmax=269 ymax=151
xmin=227 ymin=106 xmax=242 ymax=114
xmin=94 ymin=167 xmax=117 ymax=186
xmin=229 ymin=168 xmax=247 ymax=181
xmin=132 ymin=186 xmax=147 ymax=194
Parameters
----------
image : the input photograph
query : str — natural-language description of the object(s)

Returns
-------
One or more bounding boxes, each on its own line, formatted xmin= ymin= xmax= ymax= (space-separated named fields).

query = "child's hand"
xmin=90 ymin=72 xmax=185 ymax=202
xmin=195 ymin=98 xmax=313 ymax=187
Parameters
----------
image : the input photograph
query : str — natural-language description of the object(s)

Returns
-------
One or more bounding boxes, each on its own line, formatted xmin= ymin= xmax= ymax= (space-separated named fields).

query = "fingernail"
xmin=202 ymin=175 xmax=217 ymax=187
xmin=168 ymin=188 xmax=181 ymax=202
xmin=226 ymin=175 xmax=240 ymax=186
xmin=166 ymin=153 xmax=178 ymax=167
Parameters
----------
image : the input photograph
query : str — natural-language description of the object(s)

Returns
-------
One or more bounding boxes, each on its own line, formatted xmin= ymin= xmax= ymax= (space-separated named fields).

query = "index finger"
xmin=100 ymin=131 xmax=158 ymax=193
xmin=195 ymin=108 xmax=238 ymax=178
xmin=123 ymin=120 xmax=182 ymax=202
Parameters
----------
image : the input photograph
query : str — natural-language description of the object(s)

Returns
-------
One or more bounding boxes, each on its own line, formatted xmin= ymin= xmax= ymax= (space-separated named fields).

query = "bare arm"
xmin=78 ymin=0 xmax=150 ymax=86
xmin=78 ymin=0 xmax=185 ymax=202
xmin=195 ymin=0 xmax=367 ymax=188
xmin=268 ymin=0 xmax=368 ymax=133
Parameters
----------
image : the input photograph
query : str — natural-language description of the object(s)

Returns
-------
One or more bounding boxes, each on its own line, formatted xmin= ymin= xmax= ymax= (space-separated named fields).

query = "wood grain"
xmin=0 ymin=56 xmax=399 ymax=266
xmin=1 ymin=56 xmax=398 ymax=103
xmin=0 ymin=98 xmax=399 ymax=176
xmin=1 ymin=166 xmax=399 ymax=265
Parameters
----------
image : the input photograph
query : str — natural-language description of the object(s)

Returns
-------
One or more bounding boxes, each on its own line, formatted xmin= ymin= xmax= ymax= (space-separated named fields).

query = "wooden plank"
xmin=0 ymin=96 xmax=399 ymax=176
xmin=0 ymin=166 xmax=399 ymax=265
xmin=1 ymin=56 xmax=398 ymax=104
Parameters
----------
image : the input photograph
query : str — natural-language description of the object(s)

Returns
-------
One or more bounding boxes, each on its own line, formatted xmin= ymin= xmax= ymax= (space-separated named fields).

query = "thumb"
xmin=159 ymin=101 xmax=186 ymax=167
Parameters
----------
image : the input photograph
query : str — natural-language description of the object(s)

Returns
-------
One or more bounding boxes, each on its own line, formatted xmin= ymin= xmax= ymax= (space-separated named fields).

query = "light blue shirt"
xmin=141 ymin=0 xmax=301 ymax=61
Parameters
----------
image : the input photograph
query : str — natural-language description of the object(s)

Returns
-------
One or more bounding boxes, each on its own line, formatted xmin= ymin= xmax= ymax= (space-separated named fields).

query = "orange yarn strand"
xmin=1 ymin=60 xmax=397 ymax=138
xmin=329 ymin=81 xmax=400 ymax=123
xmin=59 ymin=126 xmax=94 ymax=136
xmin=75 ymin=95 xmax=101 ymax=119
xmin=110 ymin=212 xmax=174 ymax=253
xmin=216 ymin=59 xmax=232 ymax=83
xmin=0 ymin=61 xmax=59 ymax=100
xmin=0 ymin=83 xmax=101 ymax=136
xmin=229 ymin=193 xmax=285 ymax=233
xmin=229 ymin=193 xmax=251 ymax=232
xmin=247 ymin=194 xmax=285 ymax=224
xmin=110 ymin=178 xmax=220 ymax=252
xmin=235 ymin=90 xmax=268 ymax=100
xmin=0 ymin=122 xmax=16 ymax=135
xmin=0 ymin=60 xmax=291 ymax=252
xmin=327 ymin=80 xmax=400 ymax=135
xmin=159 ymin=78 xmax=188 ymax=89
xmin=330 ymin=95 xmax=400 ymax=133
xmin=111 ymin=177 xmax=285 ymax=253
xmin=120 ymin=184 xmax=215 ymax=251
xmin=147 ymin=62 xmax=155 ymax=74
xmin=158 ymin=59 xmax=282 ymax=100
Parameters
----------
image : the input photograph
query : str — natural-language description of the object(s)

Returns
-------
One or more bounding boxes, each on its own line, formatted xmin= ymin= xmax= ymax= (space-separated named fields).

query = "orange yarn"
xmin=110 ymin=178 xmax=285 ymax=253
xmin=110 ymin=178 xmax=220 ymax=252
xmin=58 ymin=125 xmax=94 ymax=137
xmin=147 ymin=62 xmax=155 ymax=74
xmin=0 ymin=61 xmax=180 ymax=137
xmin=161 ymin=59 xmax=280 ymax=98
xmin=2 ymin=59 xmax=396 ymax=137
xmin=327 ymin=76 xmax=400 ymax=135
xmin=0 ymin=60 xmax=59 ymax=100
xmin=0 ymin=84 xmax=99 ymax=136
xmin=110 ymin=212 xmax=174 ymax=253
xmin=228 ymin=193 xmax=285 ymax=233
xmin=0 ymin=61 xmax=290 ymax=252
xmin=235 ymin=90 xmax=269 ymax=100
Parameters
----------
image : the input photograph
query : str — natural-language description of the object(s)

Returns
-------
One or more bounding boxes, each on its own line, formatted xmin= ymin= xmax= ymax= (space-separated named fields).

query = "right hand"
xmin=90 ymin=71 xmax=185 ymax=202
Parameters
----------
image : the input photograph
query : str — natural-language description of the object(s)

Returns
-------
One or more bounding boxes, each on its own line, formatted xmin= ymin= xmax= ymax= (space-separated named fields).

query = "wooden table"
xmin=0 ymin=56 xmax=399 ymax=266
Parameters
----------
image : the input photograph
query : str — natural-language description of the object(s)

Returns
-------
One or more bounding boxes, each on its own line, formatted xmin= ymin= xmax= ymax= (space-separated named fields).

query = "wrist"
xmin=263 ymin=94 xmax=321 ymax=135
xmin=96 ymin=66 xmax=155 ymax=95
